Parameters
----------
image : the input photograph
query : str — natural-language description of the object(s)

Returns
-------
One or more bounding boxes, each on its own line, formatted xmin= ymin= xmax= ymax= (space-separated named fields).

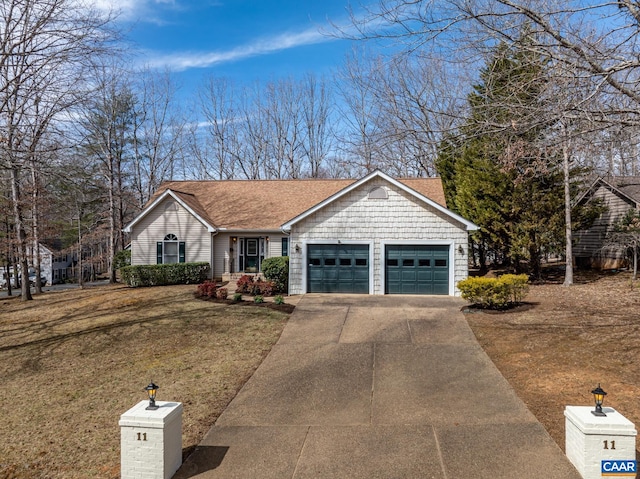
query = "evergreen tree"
xmin=437 ymin=36 xmax=566 ymax=277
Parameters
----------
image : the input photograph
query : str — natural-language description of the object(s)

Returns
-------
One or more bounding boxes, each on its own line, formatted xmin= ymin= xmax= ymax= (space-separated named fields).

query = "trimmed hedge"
xmin=261 ymin=256 xmax=289 ymax=294
xmin=457 ymin=274 xmax=529 ymax=309
xmin=120 ymin=262 xmax=210 ymax=287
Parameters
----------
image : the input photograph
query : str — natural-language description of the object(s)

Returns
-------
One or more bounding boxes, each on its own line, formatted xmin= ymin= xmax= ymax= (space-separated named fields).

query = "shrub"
xmin=196 ymin=280 xmax=218 ymax=298
xmin=250 ymin=279 xmax=275 ymax=296
xmin=261 ymin=256 xmax=289 ymax=293
xmin=235 ymin=275 xmax=254 ymax=294
xmin=232 ymin=292 xmax=243 ymax=302
xmin=121 ymin=262 xmax=210 ymax=287
xmin=254 ymin=295 xmax=264 ymax=304
xmin=216 ymin=288 xmax=228 ymax=300
xmin=113 ymin=249 xmax=131 ymax=270
xmin=274 ymin=295 xmax=285 ymax=305
xmin=457 ymin=274 xmax=529 ymax=309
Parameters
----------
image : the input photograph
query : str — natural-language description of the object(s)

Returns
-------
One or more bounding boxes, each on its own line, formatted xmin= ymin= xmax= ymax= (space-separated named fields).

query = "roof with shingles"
xmin=148 ymin=177 xmax=447 ymax=231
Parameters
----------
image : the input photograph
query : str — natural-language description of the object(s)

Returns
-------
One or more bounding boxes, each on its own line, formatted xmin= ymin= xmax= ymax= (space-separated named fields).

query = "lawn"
xmin=2 ymin=271 xmax=638 ymax=478
xmin=465 ymin=270 xmax=640 ymax=456
xmin=0 ymin=284 xmax=291 ymax=479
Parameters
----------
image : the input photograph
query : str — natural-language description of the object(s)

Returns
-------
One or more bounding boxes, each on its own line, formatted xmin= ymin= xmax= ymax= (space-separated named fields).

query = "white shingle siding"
xmin=130 ymin=198 xmax=212 ymax=267
xmin=288 ymin=179 xmax=470 ymax=296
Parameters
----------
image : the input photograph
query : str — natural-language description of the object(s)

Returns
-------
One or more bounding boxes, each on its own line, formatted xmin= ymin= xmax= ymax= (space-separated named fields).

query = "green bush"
xmin=261 ymin=256 xmax=289 ymax=293
xmin=254 ymin=295 xmax=264 ymax=304
xmin=274 ymin=295 xmax=285 ymax=305
xmin=232 ymin=292 xmax=243 ymax=302
xmin=457 ymin=274 xmax=529 ymax=309
xmin=113 ymin=249 xmax=131 ymax=270
xmin=121 ymin=262 xmax=210 ymax=287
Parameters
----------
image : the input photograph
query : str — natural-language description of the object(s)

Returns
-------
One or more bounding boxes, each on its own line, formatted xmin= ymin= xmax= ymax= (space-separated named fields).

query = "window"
xmin=324 ymin=258 xmax=336 ymax=266
xmin=157 ymin=234 xmax=185 ymax=264
xmin=281 ymin=237 xmax=289 ymax=256
xmin=435 ymin=259 xmax=447 ymax=267
xmin=419 ymin=259 xmax=430 ymax=267
xmin=309 ymin=258 xmax=321 ymax=266
xmin=403 ymin=259 xmax=415 ymax=267
xmin=339 ymin=258 xmax=351 ymax=266
xmin=355 ymin=258 xmax=367 ymax=266
xmin=387 ymin=259 xmax=399 ymax=266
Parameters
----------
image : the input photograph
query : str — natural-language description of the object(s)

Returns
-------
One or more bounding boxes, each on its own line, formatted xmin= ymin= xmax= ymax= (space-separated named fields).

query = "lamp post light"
xmin=591 ymin=383 xmax=607 ymax=417
xmin=144 ymin=381 xmax=160 ymax=410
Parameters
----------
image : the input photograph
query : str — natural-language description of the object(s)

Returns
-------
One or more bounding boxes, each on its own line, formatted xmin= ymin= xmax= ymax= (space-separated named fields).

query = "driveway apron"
xmin=174 ymin=295 xmax=580 ymax=479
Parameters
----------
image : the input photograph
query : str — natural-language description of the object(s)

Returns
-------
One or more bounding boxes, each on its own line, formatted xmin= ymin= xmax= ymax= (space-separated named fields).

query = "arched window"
xmin=368 ymin=186 xmax=388 ymax=200
xmin=157 ymin=234 xmax=185 ymax=264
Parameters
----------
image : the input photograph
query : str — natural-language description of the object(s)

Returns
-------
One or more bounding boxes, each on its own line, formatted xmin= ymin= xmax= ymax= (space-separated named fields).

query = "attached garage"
xmin=307 ymin=244 xmax=369 ymax=293
xmin=281 ymin=171 xmax=479 ymax=296
xmin=385 ymin=245 xmax=449 ymax=295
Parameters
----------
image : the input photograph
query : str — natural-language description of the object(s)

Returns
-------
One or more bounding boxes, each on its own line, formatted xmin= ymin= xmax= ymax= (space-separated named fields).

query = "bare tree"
xmin=300 ymin=74 xmax=334 ymax=178
xmin=80 ymin=63 xmax=135 ymax=283
xmin=132 ymin=68 xmax=186 ymax=207
xmin=0 ymin=0 xmax=116 ymax=300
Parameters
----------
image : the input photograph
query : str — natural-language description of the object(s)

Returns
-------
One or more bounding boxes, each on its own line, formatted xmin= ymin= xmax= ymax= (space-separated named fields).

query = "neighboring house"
xmin=574 ymin=176 xmax=640 ymax=269
xmin=124 ymin=170 xmax=479 ymax=296
xmin=51 ymin=251 xmax=76 ymax=284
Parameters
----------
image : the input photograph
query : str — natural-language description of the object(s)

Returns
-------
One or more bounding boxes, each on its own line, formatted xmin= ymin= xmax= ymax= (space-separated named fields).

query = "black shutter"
xmin=282 ymin=237 xmax=289 ymax=257
xmin=179 ymin=242 xmax=186 ymax=263
xmin=157 ymin=242 xmax=163 ymax=264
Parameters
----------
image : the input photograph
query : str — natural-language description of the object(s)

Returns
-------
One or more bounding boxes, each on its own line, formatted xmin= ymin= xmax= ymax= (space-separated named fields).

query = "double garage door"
xmin=307 ymin=244 xmax=449 ymax=295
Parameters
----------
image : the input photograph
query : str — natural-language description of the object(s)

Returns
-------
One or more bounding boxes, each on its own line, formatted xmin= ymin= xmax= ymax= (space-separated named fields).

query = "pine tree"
xmin=437 ymin=36 xmax=566 ymax=277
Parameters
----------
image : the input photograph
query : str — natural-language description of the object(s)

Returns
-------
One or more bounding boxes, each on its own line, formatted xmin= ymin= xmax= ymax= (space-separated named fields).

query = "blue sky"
xmin=102 ymin=0 xmax=365 ymax=92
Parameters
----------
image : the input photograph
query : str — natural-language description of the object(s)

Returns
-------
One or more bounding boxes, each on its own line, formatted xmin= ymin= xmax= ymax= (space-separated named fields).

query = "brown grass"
xmin=0 ymin=284 xmax=290 ymax=479
xmin=465 ymin=270 xmax=640 ymax=455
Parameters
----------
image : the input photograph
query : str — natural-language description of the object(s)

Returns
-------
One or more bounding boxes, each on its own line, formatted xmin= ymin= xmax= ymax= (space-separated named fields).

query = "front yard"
xmin=0 ymin=284 xmax=290 ymax=479
xmin=466 ymin=270 xmax=640 ymax=455
xmin=2 ymin=271 xmax=639 ymax=478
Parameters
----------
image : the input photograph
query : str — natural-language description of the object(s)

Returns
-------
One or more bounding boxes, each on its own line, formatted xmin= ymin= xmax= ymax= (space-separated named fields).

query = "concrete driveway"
xmin=174 ymin=294 xmax=580 ymax=479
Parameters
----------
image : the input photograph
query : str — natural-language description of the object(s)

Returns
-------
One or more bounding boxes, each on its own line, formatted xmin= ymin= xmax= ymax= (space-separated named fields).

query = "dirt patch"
xmin=0 ymin=284 xmax=292 ymax=479
xmin=465 ymin=270 xmax=640 ymax=455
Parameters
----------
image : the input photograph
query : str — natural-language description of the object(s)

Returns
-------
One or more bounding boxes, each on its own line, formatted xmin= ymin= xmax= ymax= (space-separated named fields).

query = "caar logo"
xmin=602 ymin=460 xmax=637 ymax=476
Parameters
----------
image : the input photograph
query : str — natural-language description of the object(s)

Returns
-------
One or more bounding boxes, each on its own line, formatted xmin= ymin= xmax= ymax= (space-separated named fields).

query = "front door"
xmin=244 ymin=238 xmax=259 ymax=273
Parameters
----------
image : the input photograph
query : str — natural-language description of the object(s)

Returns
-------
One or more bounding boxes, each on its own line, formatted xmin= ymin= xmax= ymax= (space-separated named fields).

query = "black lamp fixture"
xmin=591 ymin=383 xmax=607 ymax=417
xmin=144 ymin=381 xmax=160 ymax=410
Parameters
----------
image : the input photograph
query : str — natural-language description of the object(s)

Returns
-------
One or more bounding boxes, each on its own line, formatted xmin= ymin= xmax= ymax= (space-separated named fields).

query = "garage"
xmin=307 ymin=244 xmax=369 ymax=293
xmin=385 ymin=245 xmax=449 ymax=295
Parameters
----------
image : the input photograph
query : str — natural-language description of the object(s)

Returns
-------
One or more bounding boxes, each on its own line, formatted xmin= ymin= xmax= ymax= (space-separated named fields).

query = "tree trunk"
xmin=563 ymin=130 xmax=574 ymax=287
xmin=31 ymin=165 xmax=43 ymax=294
xmin=10 ymin=166 xmax=32 ymax=301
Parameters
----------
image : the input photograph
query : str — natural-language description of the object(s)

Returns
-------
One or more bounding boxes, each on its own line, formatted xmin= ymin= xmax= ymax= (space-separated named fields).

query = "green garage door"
xmin=307 ymin=244 xmax=369 ymax=293
xmin=385 ymin=245 xmax=449 ymax=295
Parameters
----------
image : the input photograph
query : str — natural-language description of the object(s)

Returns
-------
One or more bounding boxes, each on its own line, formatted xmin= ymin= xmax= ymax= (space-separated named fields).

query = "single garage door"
xmin=385 ymin=245 xmax=449 ymax=295
xmin=307 ymin=244 xmax=369 ymax=293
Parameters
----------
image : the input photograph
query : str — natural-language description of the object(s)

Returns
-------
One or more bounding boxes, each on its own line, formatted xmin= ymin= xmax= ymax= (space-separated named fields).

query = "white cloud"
xmin=142 ymin=27 xmax=334 ymax=71
xmin=91 ymin=0 xmax=177 ymax=22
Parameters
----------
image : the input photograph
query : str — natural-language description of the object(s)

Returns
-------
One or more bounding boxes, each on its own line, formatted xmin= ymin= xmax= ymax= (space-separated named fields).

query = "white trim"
xmin=123 ymin=189 xmax=216 ymax=233
xmin=379 ymin=240 xmax=456 ymax=296
xmin=281 ymin=170 xmax=479 ymax=232
xmin=300 ymin=240 xmax=375 ymax=295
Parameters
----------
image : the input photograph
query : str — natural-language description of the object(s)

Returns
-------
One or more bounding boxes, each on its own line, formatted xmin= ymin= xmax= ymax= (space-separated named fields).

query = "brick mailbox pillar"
xmin=565 ymin=406 xmax=637 ymax=479
xmin=120 ymin=401 xmax=183 ymax=479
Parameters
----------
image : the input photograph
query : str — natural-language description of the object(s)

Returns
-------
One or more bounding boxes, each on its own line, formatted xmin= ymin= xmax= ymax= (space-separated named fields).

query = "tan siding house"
xmin=124 ymin=171 xmax=478 ymax=296
xmin=574 ymin=177 xmax=640 ymax=269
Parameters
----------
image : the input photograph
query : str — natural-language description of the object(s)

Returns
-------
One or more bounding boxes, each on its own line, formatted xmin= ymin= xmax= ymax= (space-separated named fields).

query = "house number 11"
xmin=137 ymin=432 xmax=147 ymax=441
xmin=603 ymin=440 xmax=616 ymax=450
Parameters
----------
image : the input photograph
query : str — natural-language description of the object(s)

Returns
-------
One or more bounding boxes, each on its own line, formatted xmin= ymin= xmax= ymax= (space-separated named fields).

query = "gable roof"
xmin=282 ymin=170 xmax=478 ymax=231
xmin=124 ymin=173 xmax=455 ymax=233
xmin=577 ymin=177 xmax=640 ymax=207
